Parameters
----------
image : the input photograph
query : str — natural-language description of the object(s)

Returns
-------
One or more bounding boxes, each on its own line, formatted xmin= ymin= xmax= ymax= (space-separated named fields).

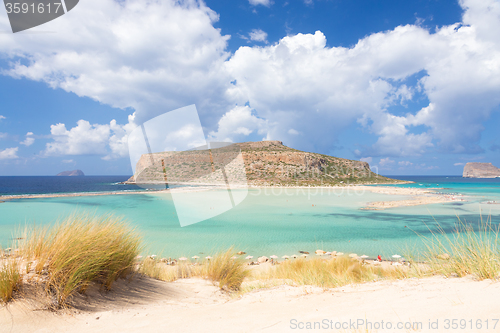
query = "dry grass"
xmin=0 ymin=257 xmax=22 ymax=303
xmin=139 ymin=258 xmax=202 ymax=282
xmin=138 ymin=252 xmax=412 ymax=293
xmin=204 ymin=248 xmax=250 ymax=291
xmin=139 ymin=258 xmax=174 ymax=281
xmin=265 ymin=215 xmax=500 ymax=289
xmin=139 ymin=248 xmax=249 ymax=291
xmin=417 ymin=216 xmax=500 ymax=280
xmin=264 ymin=256 xmax=409 ymax=288
xmin=18 ymin=213 xmax=141 ymax=308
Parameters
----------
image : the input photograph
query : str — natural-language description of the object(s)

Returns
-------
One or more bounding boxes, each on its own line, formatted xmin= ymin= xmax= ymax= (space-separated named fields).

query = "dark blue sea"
xmin=0 ymin=176 xmax=142 ymax=196
xmin=2 ymin=175 xmax=499 ymax=197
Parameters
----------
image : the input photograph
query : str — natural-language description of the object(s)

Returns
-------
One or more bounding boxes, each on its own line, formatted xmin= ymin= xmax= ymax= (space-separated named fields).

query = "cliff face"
xmin=463 ymin=162 xmax=500 ymax=178
xmin=56 ymin=170 xmax=85 ymax=176
xmin=128 ymin=141 xmax=399 ymax=185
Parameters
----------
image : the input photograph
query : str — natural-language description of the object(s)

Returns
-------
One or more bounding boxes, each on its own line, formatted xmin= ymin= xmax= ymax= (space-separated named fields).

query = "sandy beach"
xmin=358 ymin=186 xmax=467 ymax=210
xmin=2 ymin=274 xmax=499 ymax=333
xmin=0 ymin=184 xmax=465 ymax=211
xmin=0 ymin=185 xmax=231 ymax=200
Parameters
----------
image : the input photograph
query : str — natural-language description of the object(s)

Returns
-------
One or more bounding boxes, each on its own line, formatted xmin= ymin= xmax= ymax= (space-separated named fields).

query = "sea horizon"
xmin=0 ymin=174 xmax=474 ymax=197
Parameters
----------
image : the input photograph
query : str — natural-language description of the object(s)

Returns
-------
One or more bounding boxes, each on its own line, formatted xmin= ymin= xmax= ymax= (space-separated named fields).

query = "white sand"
xmin=2 ymin=275 xmax=499 ymax=333
xmin=2 ymin=182 xmax=464 ymax=211
xmin=358 ymin=186 xmax=466 ymax=210
xmin=1 ymin=184 xmax=463 ymax=211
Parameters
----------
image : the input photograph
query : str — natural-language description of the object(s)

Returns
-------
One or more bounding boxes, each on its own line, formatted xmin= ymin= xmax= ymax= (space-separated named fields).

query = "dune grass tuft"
xmin=204 ymin=248 xmax=250 ymax=291
xmin=0 ymin=258 xmax=22 ymax=303
xmin=20 ymin=213 xmax=141 ymax=308
xmin=139 ymin=258 xmax=202 ymax=282
xmin=139 ymin=249 xmax=249 ymax=291
xmin=266 ymin=256 xmax=408 ymax=288
xmin=139 ymin=258 xmax=172 ymax=281
xmin=417 ymin=216 xmax=500 ymax=280
xmin=138 ymin=248 xmax=250 ymax=291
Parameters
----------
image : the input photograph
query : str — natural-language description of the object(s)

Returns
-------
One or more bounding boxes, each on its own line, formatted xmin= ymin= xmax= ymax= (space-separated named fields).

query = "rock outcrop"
xmin=463 ymin=162 xmax=500 ymax=178
xmin=126 ymin=141 xmax=400 ymax=186
xmin=56 ymin=170 xmax=85 ymax=176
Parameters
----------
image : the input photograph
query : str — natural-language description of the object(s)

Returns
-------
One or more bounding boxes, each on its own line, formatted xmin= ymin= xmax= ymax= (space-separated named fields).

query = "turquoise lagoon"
xmin=1 ymin=176 xmax=499 ymax=260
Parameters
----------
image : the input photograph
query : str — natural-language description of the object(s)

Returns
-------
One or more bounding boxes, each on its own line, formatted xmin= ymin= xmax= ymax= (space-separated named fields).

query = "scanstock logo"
xmin=127 ymin=105 xmax=248 ymax=227
xmin=3 ymin=0 xmax=79 ymax=33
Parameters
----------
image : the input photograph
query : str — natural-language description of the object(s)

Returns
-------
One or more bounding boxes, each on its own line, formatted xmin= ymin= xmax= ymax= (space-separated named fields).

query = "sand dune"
xmin=2 ymin=275 xmax=499 ymax=333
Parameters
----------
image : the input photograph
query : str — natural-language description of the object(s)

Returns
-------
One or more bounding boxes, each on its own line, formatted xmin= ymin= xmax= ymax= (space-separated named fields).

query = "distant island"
xmin=126 ymin=140 xmax=403 ymax=186
xmin=463 ymin=162 xmax=500 ymax=178
xmin=56 ymin=170 xmax=85 ymax=176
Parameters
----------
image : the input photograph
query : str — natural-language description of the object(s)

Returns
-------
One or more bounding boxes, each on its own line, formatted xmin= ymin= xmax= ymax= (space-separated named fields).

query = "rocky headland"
xmin=463 ymin=162 xmax=500 ymax=178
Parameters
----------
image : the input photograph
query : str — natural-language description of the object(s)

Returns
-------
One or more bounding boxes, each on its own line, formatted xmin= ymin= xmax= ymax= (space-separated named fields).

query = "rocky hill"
xmin=56 ymin=170 xmax=85 ymax=176
xmin=463 ymin=162 xmax=500 ymax=178
xmin=127 ymin=141 xmax=401 ymax=186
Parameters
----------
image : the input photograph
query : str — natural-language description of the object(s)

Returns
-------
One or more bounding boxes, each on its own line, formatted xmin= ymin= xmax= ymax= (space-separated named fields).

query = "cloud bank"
xmin=0 ymin=0 xmax=499 ymax=161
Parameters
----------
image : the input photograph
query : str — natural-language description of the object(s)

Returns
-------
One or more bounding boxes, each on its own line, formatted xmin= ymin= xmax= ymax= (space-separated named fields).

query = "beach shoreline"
xmin=0 ymin=182 xmax=466 ymax=211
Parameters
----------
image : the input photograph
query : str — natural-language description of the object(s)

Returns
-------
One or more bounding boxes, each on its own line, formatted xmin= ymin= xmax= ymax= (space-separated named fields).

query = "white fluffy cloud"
xmin=0 ymin=116 xmax=5 ymax=121
xmin=44 ymin=115 xmax=136 ymax=159
xmin=105 ymin=113 xmax=138 ymax=160
xmin=226 ymin=0 xmax=500 ymax=156
xmin=248 ymin=0 xmax=272 ymax=7
xmin=45 ymin=120 xmax=111 ymax=156
xmin=0 ymin=147 xmax=18 ymax=160
xmin=226 ymin=29 xmax=432 ymax=153
xmin=1 ymin=0 xmax=500 ymax=160
xmin=209 ymin=105 xmax=268 ymax=142
xmin=249 ymin=29 xmax=268 ymax=43
xmin=361 ymin=112 xmax=434 ymax=157
xmin=0 ymin=0 xmax=231 ymax=127
xmin=20 ymin=132 xmax=35 ymax=147
xmin=379 ymin=157 xmax=395 ymax=167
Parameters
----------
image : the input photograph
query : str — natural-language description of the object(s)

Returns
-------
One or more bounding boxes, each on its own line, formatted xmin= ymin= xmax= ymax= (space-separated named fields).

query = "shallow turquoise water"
xmin=1 ymin=179 xmax=499 ymax=260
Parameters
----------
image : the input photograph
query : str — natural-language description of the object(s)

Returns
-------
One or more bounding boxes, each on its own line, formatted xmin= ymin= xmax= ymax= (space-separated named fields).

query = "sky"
xmin=0 ymin=0 xmax=499 ymax=176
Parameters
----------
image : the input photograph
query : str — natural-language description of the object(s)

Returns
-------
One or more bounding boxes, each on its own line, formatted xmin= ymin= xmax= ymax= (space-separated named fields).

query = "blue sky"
xmin=0 ymin=0 xmax=499 ymax=176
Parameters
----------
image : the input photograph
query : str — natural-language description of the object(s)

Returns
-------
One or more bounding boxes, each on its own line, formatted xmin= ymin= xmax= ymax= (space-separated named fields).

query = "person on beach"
xmin=377 ymin=255 xmax=382 ymax=262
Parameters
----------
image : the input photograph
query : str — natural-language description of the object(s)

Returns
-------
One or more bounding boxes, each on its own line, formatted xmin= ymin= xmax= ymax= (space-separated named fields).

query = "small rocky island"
xmin=56 ymin=170 xmax=85 ymax=176
xmin=463 ymin=162 xmax=500 ymax=178
xmin=125 ymin=140 xmax=403 ymax=186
